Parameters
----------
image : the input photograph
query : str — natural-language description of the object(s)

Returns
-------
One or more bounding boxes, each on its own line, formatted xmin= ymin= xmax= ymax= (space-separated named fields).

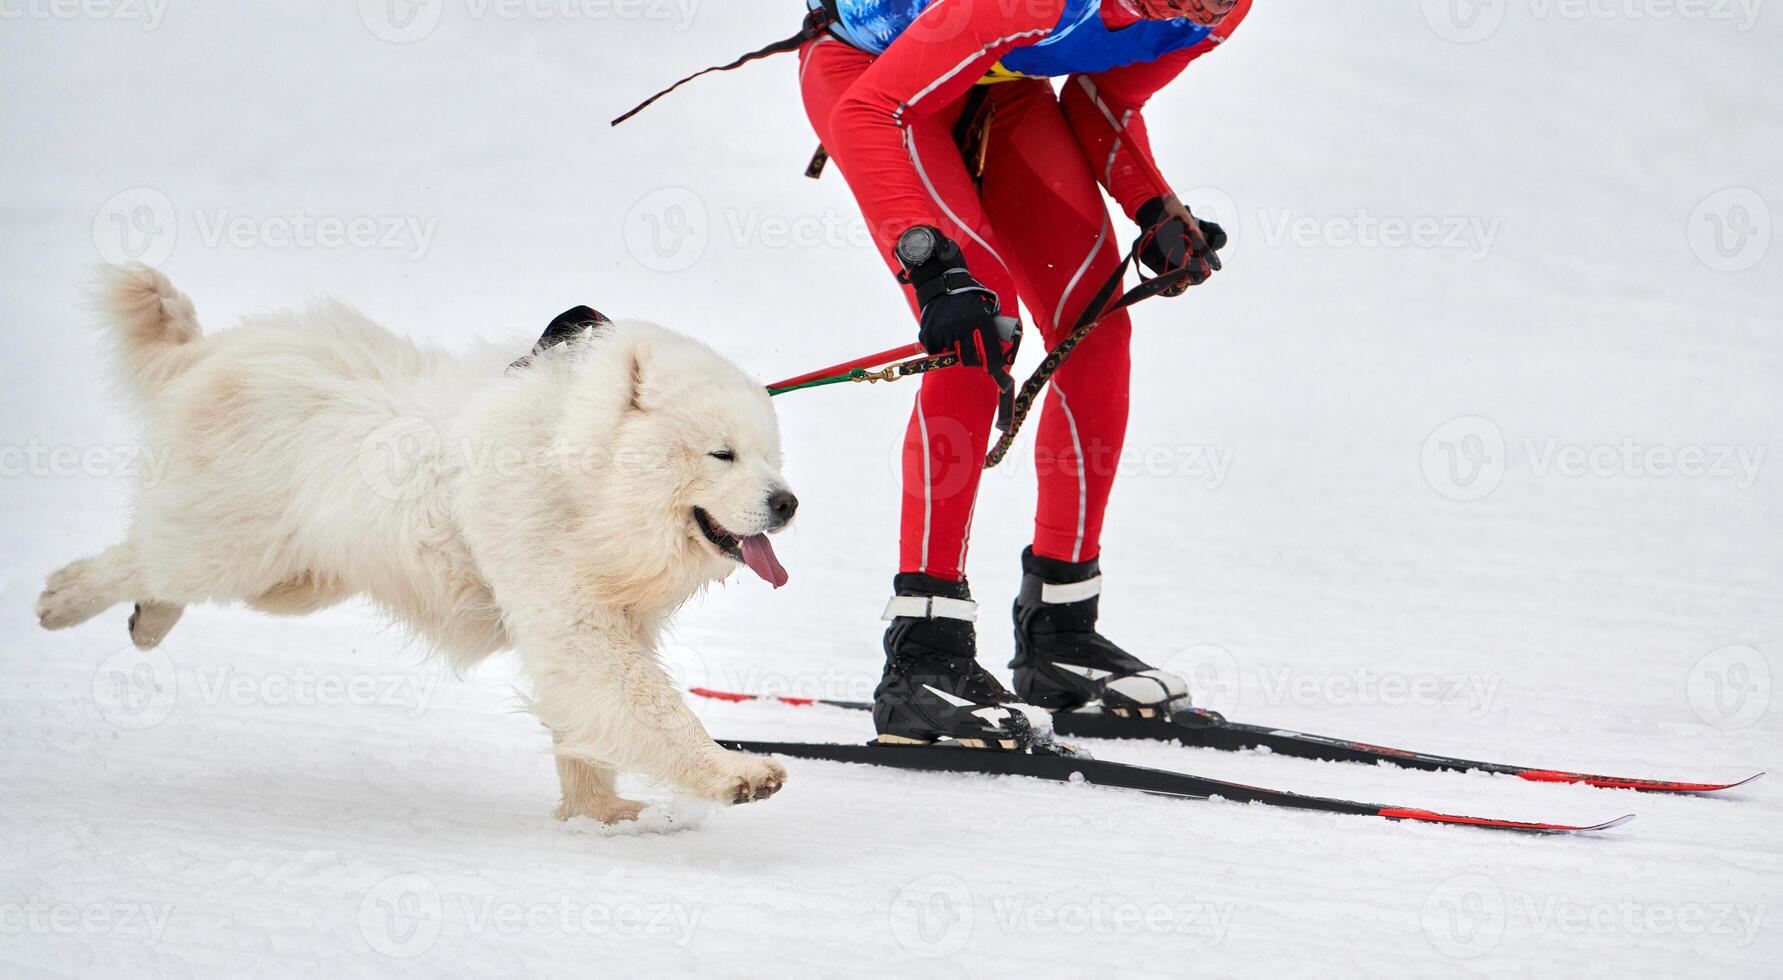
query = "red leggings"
xmin=801 ymin=38 xmax=1134 ymax=580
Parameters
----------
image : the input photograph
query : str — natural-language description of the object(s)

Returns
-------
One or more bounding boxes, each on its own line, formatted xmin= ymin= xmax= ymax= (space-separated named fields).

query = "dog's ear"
xmin=627 ymin=340 xmax=657 ymax=413
xmin=537 ymin=305 xmax=610 ymax=352
xmin=509 ymin=306 xmax=611 ymax=372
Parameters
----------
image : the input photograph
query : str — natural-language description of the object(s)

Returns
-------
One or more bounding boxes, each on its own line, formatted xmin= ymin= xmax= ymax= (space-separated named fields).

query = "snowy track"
xmin=3 ymin=1 xmax=1780 ymax=976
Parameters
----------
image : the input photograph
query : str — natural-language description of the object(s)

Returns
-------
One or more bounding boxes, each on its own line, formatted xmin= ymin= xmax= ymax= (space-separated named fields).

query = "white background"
xmin=2 ymin=0 xmax=1779 ymax=975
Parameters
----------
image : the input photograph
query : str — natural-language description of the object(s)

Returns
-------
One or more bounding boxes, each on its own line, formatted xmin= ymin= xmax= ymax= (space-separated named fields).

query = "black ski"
xmin=693 ymin=688 xmax=1762 ymax=794
xmin=718 ymin=738 xmax=1635 ymax=833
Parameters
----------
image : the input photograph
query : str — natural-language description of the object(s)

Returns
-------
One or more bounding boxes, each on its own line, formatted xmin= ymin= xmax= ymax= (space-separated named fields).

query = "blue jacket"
xmin=815 ymin=0 xmax=1215 ymax=80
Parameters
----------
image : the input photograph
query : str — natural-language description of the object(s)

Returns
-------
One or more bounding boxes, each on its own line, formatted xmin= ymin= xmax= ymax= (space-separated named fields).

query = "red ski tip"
xmin=1515 ymin=769 xmax=1766 ymax=793
xmin=690 ymin=687 xmax=818 ymax=707
xmin=1378 ymin=807 xmax=1636 ymax=833
xmin=690 ymin=687 xmax=751 ymax=702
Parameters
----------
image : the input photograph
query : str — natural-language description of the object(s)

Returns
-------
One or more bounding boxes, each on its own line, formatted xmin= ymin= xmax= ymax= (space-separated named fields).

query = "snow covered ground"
xmin=3 ymin=1 xmax=1780 ymax=975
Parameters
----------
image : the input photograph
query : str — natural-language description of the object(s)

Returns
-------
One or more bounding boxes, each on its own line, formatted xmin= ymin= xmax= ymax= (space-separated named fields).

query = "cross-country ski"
xmin=693 ymin=688 xmax=1764 ymax=793
xmin=718 ymin=738 xmax=1638 ymax=833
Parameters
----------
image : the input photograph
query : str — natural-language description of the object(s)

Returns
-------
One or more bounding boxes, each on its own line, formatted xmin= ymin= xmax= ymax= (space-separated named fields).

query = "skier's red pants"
xmin=800 ymin=39 xmax=1135 ymax=580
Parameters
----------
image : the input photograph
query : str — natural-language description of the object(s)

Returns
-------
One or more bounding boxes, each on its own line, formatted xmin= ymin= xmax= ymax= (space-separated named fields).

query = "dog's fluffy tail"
xmin=98 ymin=263 xmax=202 ymax=397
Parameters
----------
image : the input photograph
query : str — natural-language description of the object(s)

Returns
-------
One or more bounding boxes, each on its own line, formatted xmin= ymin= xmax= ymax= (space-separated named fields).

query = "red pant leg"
xmin=799 ymin=38 xmax=1026 ymax=581
xmin=979 ymin=81 xmax=1134 ymax=564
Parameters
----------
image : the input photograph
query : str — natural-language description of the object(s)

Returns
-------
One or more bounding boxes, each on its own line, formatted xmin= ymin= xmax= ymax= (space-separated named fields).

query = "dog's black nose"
xmin=767 ymin=490 xmax=798 ymax=528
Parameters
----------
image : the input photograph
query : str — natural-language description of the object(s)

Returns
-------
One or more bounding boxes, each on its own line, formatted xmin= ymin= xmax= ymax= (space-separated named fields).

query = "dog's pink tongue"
xmin=739 ymin=534 xmax=788 ymax=589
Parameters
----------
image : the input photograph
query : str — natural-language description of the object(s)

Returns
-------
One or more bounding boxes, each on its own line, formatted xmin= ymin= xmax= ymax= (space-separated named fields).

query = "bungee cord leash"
xmin=765 ymin=240 xmax=1200 ymax=470
xmin=766 ymin=343 xmax=960 ymax=396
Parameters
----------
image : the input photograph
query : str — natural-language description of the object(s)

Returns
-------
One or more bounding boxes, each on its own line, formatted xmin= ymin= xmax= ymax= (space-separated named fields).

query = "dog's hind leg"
xmin=38 ymin=544 xmax=144 ymax=632
xmin=42 ymin=542 xmax=190 ymax=647
xmin=127 ymin=601 xmax=185 ymax=649
xmin=552 ymin=732 xmax=647 ymax=825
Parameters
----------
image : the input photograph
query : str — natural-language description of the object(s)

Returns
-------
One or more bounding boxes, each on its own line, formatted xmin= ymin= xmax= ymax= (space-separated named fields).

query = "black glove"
xmin=1134 ymin=196 xmax=1226 ymax=295
xmin=897 ymin=227 xmax=1011 ymax=383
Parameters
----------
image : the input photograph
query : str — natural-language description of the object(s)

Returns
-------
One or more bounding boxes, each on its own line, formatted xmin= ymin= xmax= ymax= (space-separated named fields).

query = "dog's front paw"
xmin=697 ymin=751 xmax=787 ymax=806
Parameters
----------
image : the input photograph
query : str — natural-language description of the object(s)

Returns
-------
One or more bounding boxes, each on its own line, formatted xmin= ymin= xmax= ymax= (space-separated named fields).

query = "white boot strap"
xmin=882 ymin=595 xmax=979 ymax=622
xmin=1040 ymin=575 xmax=1102 ymax=604
xmin=1104 ymin=670 xmax=1189 ymax=707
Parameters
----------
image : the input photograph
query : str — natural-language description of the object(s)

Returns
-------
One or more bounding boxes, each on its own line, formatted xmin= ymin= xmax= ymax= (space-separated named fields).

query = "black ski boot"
xmin=874 ymin=573 xmax=1052 ymax=750
xmin=1010 ymin=547 xmax=1190 ymax=717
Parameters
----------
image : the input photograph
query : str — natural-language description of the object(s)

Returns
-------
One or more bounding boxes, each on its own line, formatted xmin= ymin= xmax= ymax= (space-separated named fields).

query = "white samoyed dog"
xmin=38 ymin=265 xmax=796 ymax=824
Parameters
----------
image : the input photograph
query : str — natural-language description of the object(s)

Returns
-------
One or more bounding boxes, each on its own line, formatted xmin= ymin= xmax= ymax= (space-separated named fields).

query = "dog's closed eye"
xmin=709 ymin=449 xmax=735 ymax=462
